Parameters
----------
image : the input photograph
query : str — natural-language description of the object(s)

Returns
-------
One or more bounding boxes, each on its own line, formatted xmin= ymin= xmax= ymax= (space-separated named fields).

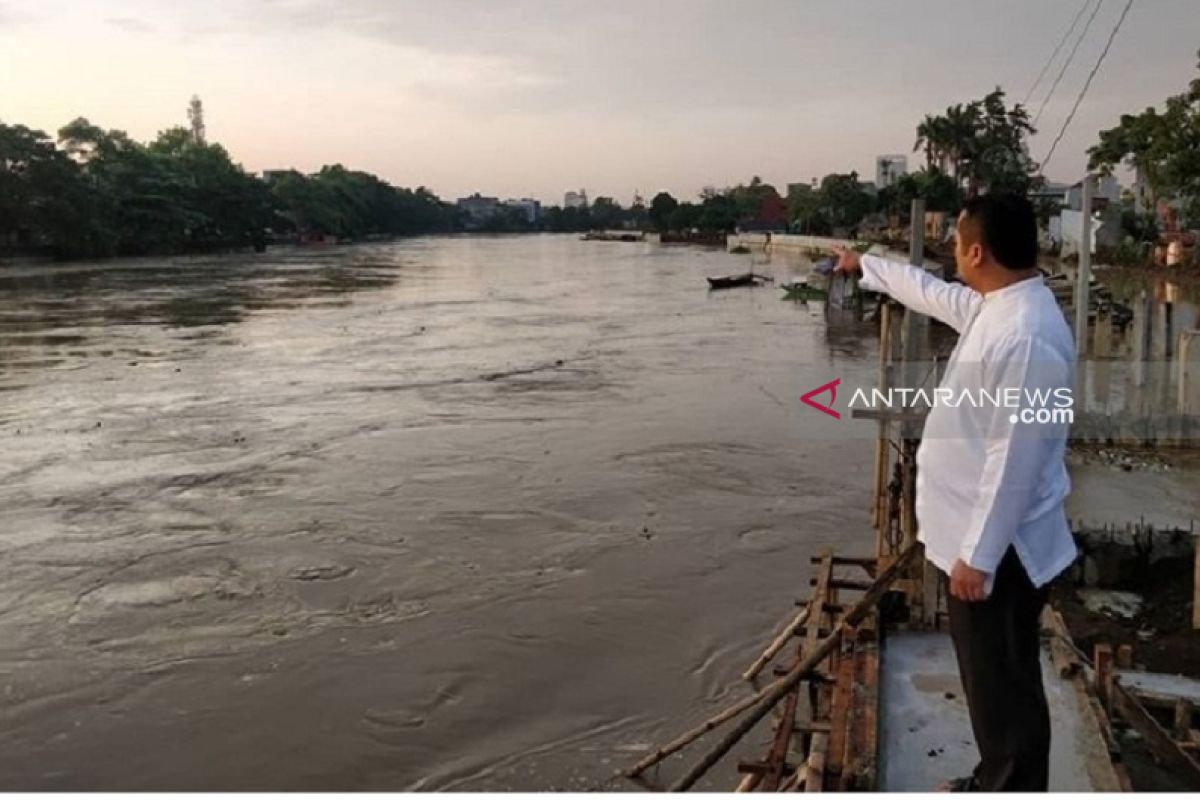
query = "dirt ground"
xmin=1051 ymin=554 xmax=1200 ymax=678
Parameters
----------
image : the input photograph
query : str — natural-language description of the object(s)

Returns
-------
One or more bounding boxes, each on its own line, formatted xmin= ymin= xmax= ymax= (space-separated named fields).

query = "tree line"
xmin=10 ymin=65 xmax=1194 ymax=261
xmin=0 ymin=117 xmax=464 ymax=259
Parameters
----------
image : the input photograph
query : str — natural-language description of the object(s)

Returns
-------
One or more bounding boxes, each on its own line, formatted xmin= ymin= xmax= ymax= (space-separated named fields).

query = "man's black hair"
xmin=960 ymin=193 xmax=1038 ymax=271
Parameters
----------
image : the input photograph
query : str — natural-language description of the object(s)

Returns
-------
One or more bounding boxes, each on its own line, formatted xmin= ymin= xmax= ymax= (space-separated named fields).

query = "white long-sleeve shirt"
xmin=859 ymin=254 xmax=1077 ymax=589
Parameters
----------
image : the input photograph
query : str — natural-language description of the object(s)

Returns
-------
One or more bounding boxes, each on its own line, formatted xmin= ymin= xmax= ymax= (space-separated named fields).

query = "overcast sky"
xmin=1 ymin=0 xmax=1196 ymax=204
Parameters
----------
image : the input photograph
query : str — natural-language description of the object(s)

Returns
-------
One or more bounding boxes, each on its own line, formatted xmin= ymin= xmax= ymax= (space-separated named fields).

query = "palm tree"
xmin=913 ymin=115 xmax=950 ymax=172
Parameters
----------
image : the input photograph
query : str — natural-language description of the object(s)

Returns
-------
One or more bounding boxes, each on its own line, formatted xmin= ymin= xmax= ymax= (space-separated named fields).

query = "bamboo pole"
xmin=741 ymin=604 xmax=812 ymax=681
xmin=804 ymin=732 xmax=828 ymax=793
xmin=664 ymin=545 xmax=921 ymax=792
xmin=624 ymin=688 xmax=780 ymax=779
xmin=735 ymin=772 xmax=761 ymax=792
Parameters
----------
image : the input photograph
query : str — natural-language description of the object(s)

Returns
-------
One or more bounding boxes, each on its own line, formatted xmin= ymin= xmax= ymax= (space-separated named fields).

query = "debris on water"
xmin=1078 ymin=588 xmax=1144 ymax=620
xmin=288 ymin=564 xmax=355 ymax=582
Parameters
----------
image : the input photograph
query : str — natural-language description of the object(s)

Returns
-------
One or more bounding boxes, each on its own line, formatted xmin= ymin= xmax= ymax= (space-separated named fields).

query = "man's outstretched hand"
xmin=949 ymin=559 xmax=990 ymax=602
xmin=831 ymin=245 xmax=862 ymax=274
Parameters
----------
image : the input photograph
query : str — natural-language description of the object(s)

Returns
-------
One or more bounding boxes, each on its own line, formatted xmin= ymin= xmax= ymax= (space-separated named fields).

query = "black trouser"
xmin=945 ymin=547 xmax=1051 ymax=792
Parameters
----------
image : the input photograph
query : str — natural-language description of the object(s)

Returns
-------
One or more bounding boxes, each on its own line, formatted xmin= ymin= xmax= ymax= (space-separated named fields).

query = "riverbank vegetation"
xmin=7 ymin=63 xmax=1196 ymax=263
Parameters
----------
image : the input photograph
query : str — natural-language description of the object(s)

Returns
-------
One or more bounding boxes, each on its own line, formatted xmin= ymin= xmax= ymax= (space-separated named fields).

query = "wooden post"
xmin=1094 ymin=643 xmax=1114 ymax=710
xmin=1194 ymin=526 xmax=1200 ymax=630
xmin=1074 ymin=175 xmax=1094 ymax=357
xmin=1111 ymin=681 xmax=1200 ymax=787
xmin=872 ymin=302 xmax=893 ymax=550
xmin=1174 ymin=699 xmax=1193 ymax=741
xmin=1116 ymin=644 xmax=1134 ymax=670
xmin=803 ymin=732 xmax=828 ymax=792
xmin=902 ymin=198 xmax=926 ymax=438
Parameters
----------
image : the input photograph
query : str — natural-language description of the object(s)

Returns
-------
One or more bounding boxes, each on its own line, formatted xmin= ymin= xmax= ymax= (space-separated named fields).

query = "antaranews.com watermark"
xmin=793 ymin=360 xmax=1095 ymax=438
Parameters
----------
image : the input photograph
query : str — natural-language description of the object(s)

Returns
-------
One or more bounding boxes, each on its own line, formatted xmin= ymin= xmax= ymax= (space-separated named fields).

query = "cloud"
xmin=105 ymin=16 xmax=157 ymax=34
xmin=0 ymin=2 xmax=34 ymax=28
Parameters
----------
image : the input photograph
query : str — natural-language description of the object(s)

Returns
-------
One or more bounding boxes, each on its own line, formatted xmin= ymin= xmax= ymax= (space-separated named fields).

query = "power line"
xmin=1033 ymin=0 xmax=1106 ymax=127
xmin=1024 ymin=0 xmax=1093 ymax=106
xmin=1040 ymin=0 xmax=1136 ymax=173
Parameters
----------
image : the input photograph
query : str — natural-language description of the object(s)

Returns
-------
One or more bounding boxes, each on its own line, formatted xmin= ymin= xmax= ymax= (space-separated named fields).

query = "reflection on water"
xmin=0 ymin=236 xmax=880 ymax=790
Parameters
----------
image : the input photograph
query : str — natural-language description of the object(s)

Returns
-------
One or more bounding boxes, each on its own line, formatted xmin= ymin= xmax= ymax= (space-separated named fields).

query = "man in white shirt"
xmin=833 ymin=193 xmax=1076 ymax=792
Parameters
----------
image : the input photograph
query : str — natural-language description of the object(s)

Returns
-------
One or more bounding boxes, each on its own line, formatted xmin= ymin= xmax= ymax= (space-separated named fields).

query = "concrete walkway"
xmin=879 ymin=631 xmax=1120 ymax=791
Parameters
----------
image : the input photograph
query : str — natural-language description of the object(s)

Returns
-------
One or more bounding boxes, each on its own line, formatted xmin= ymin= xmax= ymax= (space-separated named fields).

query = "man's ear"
xmin=970 ymin=242 xmax=984 ymax=268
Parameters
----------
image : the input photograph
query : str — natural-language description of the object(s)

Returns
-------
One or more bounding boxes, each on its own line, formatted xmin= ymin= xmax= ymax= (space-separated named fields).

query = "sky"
xmin=1 ymin=0 xmax=1197 ymax=205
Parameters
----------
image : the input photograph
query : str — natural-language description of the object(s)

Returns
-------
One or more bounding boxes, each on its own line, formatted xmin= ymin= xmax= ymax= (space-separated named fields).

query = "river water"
xmin=0 ymin=235 xmax=886 ymax=790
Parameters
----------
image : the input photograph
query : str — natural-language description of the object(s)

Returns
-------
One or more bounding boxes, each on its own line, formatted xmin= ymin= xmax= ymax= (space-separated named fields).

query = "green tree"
xmin=816 ymin=172 xmax=873 ymax=231
xmin=589 ymin=196 xmax=625 ymax=229
xmin=913 ymin=89 xmax=1036 ymax=197
xmin=879 ymin=168 xmax=963 ymax=217
xmin=648 ymin=191 xmax=679 ymax=232
xmin=1089 ymin=50 xmax=1200 ymax=223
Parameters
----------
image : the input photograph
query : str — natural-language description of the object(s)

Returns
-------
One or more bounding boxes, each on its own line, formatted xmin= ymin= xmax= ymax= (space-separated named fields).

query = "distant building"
xmin=1064 ymin=175 xmax=1120 ymax=211
xmin=260 ymin=170 xmax=294 ymax=183
xmin=504 ymin=197 xmax=541 ymax=224
xmin=456 ymin=193 xmax=502 ymax=226
xmin=787 ymin=180 xmax=818 ymax=197
xmin=875 ymin=155 xmax=908 ymax=190
xmin=564 ymin=190 xmax=588 ymax=209
xmin=1050 ymin=207 xmax=1120 ymax=254
xmin=1028 ymin=181 xmax=1072 ymax=207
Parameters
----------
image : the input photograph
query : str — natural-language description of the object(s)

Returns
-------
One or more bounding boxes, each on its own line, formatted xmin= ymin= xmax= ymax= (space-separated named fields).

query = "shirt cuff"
xmin=857 ymin=254 xmax=884 ymax=293
xmin=960 ymin=539 xmax=1004 ymax=574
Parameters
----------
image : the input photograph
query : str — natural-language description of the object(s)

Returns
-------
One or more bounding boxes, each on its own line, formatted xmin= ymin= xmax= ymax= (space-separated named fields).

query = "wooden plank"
xmin=735 ymin=772 xmax=761 ymax=792
xmin=1111 ymin=679 xmax=1200 ymax=788
xmin=665 ymin=545 xmax=921 ymax=792
xmin=1095 ymin=644 xmax=1114 ymax=710
xmin=1043 ymin=608 xmax=1084 ymax=678
xmin=742 ymin=604 xmax=812 ymax=681
xmin=808 ymin=577 xmax=874 ymax=592
xmin=763 ymin=551 xmax=835 ymax=791
xmin=920 ymin=556 xmax=940 ymax=629
xmin=843 ymin=620 xmax=880 ymax=791
xmin=825 ymin=635 xmax=857 ymax=780
xmin=804 ymin=732 xmax=828 ymax=792
xmin=810 ymin=555 xmax=878 ymax=573
xmin=1176 ymin=699 xmax=1194 ymax=741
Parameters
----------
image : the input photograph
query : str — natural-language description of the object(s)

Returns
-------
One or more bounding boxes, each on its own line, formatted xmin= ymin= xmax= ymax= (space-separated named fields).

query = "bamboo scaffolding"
xmin=660 ymin=544 xmax=920 ymax=792
xmin=741 ymin=604 xmax=812 ymax=682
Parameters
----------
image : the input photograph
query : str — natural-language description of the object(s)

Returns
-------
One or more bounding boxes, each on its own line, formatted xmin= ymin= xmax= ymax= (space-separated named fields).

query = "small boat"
xmin=780 ymin=280 xmax=828 ymax=302
xmin=707 ymin=272 xmax=772 ymax=290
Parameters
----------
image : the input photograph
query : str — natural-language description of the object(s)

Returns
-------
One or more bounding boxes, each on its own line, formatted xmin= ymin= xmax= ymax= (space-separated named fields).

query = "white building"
xmin=504 ymin=198 xmax=541 ymax=223
xmin=1064 ymin=175 xmax=1121 ymax=211
xmin=564 ymin=190 xmax=588 ymax=209
xmin=875 ymin=155 xmax=908 ymax=190
xmin=456 ymin=193 xmax=502 ymax=224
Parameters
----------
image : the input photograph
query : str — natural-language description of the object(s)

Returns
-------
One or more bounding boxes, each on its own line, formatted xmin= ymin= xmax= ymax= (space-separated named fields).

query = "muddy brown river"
xmin=4 ymin=236 xmax=1196 ymax=790
xmin=0 ymin=236 xmax=891 ymax=790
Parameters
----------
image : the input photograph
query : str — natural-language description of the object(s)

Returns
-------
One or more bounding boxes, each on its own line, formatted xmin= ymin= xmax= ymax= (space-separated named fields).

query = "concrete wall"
xmin=1181 ymin=329 xmax=1200 ymax=414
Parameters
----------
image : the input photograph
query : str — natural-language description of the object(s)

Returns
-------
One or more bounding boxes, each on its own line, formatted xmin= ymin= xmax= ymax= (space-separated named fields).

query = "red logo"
xmin=801 ymin=378 xmax=842 ymax=420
